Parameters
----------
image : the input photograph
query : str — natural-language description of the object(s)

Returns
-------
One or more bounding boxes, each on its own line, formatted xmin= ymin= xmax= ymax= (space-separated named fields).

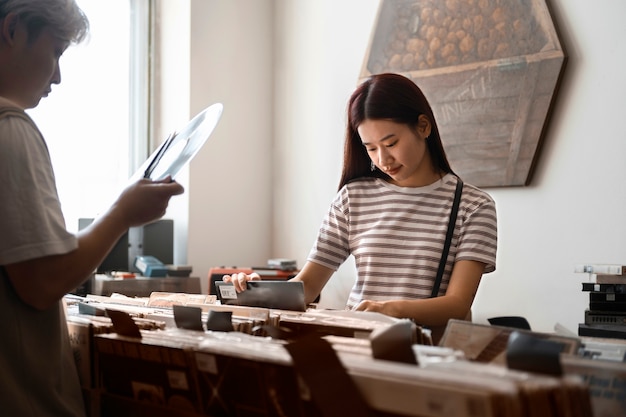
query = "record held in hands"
xmin=136 ymin=102 xmax=223 ymax=181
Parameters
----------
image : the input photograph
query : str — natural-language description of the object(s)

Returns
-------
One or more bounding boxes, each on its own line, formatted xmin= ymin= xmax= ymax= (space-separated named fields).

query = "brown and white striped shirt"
xmin=307 ymin=174 xmax=497 ymax=309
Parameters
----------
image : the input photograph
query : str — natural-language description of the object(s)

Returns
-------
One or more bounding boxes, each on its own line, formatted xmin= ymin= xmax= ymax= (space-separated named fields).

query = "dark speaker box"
xmin=79 ymin=218 xmax=130 ymax=273
xmin=128 ymin=219 xmax=174 ymax=272
xmin=142 ymin=219 xmax=174 ymax=265
xmin=79 ymin=218 xmax=173 ymax=273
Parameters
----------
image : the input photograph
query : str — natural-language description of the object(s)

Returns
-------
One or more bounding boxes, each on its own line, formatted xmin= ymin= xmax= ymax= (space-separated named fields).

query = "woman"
xmin=226 ymin=73 xmax=497 ymax=342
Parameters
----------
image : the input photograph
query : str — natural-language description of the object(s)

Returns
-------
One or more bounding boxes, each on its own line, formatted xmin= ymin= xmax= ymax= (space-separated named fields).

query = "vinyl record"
xmin=135 ymin=102 xmax=223 ymax=181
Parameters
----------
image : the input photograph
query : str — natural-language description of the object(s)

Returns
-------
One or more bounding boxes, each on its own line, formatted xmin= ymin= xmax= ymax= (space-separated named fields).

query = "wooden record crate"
xmin=94 ymin=333 xmax=203 ymax=414
xmin=360 ymin=0 xmax=566 ymax=187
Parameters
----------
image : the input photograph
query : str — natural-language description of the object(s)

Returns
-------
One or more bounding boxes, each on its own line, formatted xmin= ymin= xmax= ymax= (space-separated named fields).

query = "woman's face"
xmin=358 ymin=117 xmax=438 ymax=187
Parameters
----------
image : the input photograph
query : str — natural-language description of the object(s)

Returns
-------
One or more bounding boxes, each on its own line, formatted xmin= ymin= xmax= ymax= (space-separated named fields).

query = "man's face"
xmin=9 ymin=23 xmax=67 ymax=109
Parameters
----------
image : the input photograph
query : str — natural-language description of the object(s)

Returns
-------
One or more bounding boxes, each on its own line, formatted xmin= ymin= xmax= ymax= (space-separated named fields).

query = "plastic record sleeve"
xmin=133 ymin=102 xmax=224 ymax=181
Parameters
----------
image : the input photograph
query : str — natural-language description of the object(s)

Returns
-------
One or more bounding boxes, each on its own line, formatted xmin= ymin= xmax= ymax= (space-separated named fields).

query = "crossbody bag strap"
xmin=430 ymin=177 xmax=463 ymax=298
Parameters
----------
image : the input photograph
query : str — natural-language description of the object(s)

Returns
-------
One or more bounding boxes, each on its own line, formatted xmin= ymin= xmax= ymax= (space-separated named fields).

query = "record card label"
xmin=167 ymin=370 xmax=189 ymax=390
xmin=218 ymin=285 xmax=238 ymax=300
xmin=195 ymin=352 xmax=218 ymax=375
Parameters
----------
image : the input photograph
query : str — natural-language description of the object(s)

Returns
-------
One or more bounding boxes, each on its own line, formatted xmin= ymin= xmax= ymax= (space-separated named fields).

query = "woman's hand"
xmin=353 ymin=299 xmax=407 ymax=319
xmin=222 ymin=272 xmax=261 ymax=292
xmin=353 ymin=299 xmax=390 ymax=314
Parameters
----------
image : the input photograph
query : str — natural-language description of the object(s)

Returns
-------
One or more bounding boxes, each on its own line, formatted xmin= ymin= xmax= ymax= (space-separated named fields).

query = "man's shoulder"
xmin=0 ymin=96 xmax=23 ymax=111
xmin=0 ymin=97 xmax=32 ymax=125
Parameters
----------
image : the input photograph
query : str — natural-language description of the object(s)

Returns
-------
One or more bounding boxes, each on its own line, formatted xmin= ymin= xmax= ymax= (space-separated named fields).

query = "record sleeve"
xmin=134 ymin=102 xmax=223 ymax=181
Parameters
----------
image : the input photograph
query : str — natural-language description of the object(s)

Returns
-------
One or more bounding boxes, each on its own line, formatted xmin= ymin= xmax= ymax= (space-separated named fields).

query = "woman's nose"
xmin=377 ymin=149 xmax=392 ymax=165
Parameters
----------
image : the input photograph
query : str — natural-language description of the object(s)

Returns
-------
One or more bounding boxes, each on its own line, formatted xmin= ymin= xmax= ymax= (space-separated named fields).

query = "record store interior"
xmin=6 ymin=0 xmax=626 ymax=416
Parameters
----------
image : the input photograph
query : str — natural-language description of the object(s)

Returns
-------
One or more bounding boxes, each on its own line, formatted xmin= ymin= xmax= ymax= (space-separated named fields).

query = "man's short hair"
xmin=0 ymin=0 xmax=89 ymax=44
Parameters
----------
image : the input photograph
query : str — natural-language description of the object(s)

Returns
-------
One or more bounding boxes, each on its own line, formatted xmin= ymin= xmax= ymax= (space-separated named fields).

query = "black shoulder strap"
xmin=430 ymin=178 xmax=463 ymax=298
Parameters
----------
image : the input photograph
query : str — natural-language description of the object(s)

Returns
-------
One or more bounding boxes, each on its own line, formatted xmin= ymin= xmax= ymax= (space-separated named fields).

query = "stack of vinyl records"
xmin=92 ymin=326 xmax=592 ymax=417
xmin=440 ymin=320 xmax=625 ymax=417
xmin=67 ymin=296 xmax=601 ymax=417
xmin=575 ymin=264 xmax=626 ymax=340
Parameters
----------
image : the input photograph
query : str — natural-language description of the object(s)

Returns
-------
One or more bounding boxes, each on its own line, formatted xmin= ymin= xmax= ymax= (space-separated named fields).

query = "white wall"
xmin=186 ymin=0 xmax=275 ymax=294
xmin=476 ymin=0 xmax=626 ymax=333
xmin=182 ymin=0 xmax=626 ymax=334
xmin=156 ymin=0 xmax=191 ymax=268
xmin=271 ymin=0 xmax=381 ymax=307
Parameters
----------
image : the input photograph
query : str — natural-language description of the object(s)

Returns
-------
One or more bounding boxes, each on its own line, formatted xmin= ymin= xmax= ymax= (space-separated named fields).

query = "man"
xmin=0 ymin=1 xmax=184 ymax=415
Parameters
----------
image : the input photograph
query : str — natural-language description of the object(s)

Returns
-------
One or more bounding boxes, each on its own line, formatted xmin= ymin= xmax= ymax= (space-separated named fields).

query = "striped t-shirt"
xmin=307 ymin=174 xmax=497 ymax=309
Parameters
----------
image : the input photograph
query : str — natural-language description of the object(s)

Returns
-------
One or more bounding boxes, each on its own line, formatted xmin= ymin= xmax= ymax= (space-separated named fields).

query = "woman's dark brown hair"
xmin=338 ymin=73 xmax=455 ymax=190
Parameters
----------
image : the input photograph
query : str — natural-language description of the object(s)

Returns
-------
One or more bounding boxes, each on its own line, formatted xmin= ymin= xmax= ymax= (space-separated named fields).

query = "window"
xmin=26 ymin=0 xmax=152 ymax=232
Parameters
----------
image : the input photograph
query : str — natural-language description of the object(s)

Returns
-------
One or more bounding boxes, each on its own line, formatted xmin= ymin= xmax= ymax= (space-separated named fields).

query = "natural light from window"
xmin=26 ymin=0 xmax=133 ymax=233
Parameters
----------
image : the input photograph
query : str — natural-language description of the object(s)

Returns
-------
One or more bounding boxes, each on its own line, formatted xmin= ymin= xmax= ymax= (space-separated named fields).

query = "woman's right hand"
xmin=222 ymin=272 xmax=261 ymax=292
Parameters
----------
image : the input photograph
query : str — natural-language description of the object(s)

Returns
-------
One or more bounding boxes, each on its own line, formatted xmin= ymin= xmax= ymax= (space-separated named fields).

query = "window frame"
xmin=129 ymin=0 xmax=155 ymax=174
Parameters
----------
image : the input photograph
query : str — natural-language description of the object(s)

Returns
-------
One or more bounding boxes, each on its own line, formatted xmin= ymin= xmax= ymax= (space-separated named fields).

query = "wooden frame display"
xmin=360 ymin=0 xmax=566 ymax=187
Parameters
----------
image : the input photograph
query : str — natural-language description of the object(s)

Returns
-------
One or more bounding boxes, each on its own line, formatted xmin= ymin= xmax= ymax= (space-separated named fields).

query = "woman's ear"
xmin=417 ymin=114 xmax=432 ymax=139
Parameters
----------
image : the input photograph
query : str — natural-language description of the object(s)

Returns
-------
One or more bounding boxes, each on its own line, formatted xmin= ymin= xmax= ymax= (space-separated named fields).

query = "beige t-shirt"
xmin=0 ymin=99 xmax=84 ymax=416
